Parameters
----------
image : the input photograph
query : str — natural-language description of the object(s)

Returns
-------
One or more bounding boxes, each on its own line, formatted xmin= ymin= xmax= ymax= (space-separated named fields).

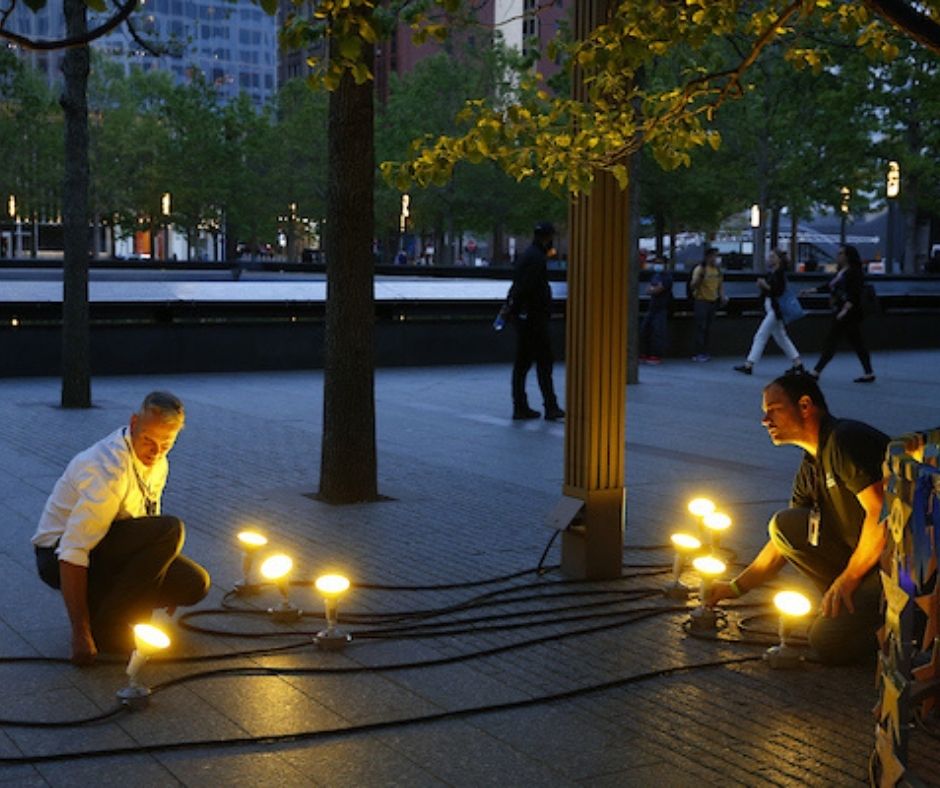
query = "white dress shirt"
xmin=31 ymin=427 xmax=169 ymax=567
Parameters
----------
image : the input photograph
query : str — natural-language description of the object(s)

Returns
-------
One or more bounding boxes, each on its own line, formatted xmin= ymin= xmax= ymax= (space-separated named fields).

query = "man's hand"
xmin=704 ymin=580 xmax=738 ymax=607
xmin=821 ymin=573 xmax=860 ymax=617
xmin=70 ymin=628 xmax=98 ymax=666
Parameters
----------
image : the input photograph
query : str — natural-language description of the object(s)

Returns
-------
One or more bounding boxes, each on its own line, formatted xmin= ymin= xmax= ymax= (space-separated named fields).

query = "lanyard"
xmin=123 ymin=430 xmax=157 ymax=517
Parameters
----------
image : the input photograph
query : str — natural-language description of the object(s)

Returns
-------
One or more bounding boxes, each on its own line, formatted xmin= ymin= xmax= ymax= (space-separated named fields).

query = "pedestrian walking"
xmin=734 ymin=249 xmax=804 ymax=375
xmin=802 ymin=245 xmax=875 ymax=383
xmin=508 ymin=222 xmax=565 ymax=421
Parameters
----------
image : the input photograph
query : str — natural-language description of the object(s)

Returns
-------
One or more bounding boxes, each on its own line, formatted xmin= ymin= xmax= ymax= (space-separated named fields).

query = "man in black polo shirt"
xmin=707 ymin=374 xmax=889 ymax=664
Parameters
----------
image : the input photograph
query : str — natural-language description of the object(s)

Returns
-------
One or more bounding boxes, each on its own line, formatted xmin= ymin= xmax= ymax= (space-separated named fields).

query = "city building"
xmin=4 ymin=0 xmax=277 ymax=107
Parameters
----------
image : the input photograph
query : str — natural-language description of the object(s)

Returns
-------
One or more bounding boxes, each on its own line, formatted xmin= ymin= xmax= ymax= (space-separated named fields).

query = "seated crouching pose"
xmin=32 ymin=391 xmax=210 ymax=664
xmin=706 ymin=374 xmax=888 ymax=664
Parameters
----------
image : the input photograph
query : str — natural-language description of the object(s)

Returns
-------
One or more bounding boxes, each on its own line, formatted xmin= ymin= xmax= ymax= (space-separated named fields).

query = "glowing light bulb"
xmin=117 ymin=623 xmax=171 ymax=709
xmin=687 ymin=555 xmax=726 ymax=632
xmin=774 ymin=590 xmax=812 ymax=618
xmin=671 ymin=532 xmax=702 ymax=551
xmin=688 ymin=498 xmax=716 ymax=517
xmin=315 ymin=573 xmax=350 ymax=599
xmin=692 ymin=555 xmax=726 ymax=577
xmin=234 ymin=530 xmax=269 ymax=596
xmin=314 ymin=573 xmax=352 ymax=651
xmin=665 ymin=533 xmax=703 ymax=599
xmin=260 ymin=553 xmax=293 ymax=581
xmin=238 ymin=530 xmax=268 ymax=549
xmin=133 ymin=623 xmax=171 ymax=655
xmin=261 ymin=554 xmax=302 ymax=622
xmin=765 ymin=590 xmax=813 ymax=669
xmin=703 ymin=512 xmax=731 ymax=532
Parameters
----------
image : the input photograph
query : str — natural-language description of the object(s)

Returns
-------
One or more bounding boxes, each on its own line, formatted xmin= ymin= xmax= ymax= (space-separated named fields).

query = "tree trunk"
xmin=789 ymin=210 xmax=798 ymax=265
xmin=319 ymin=36 xmax=378 ymax=503
xmin=60 ymin=0 xmax=91 ymax=408
xmin=627 ymin=148 xmax=641 ymax=385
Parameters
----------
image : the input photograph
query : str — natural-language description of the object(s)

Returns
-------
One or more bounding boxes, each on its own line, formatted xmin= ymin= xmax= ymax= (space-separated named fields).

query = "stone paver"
xmin=1 ymin=349 xmax=939 ymax=785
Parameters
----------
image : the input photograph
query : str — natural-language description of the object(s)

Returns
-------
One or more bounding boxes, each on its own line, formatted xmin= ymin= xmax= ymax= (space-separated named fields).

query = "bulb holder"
xmin=764 ymin=642 xmax=803 ymax=669
xmin=688 ymin=605 xmax=719 ymax=631
xmin=663 ymin=579 xmax=692 ymax=600
xmin=268 ymin=599 xmax=303 ymax=623
xmin=117 ymin=650 xmax=153 ymax=709
xmin=315 ymin=626 xmax=352 ymax=651
xmin=116 ymin=683 xmax=152 ymax=710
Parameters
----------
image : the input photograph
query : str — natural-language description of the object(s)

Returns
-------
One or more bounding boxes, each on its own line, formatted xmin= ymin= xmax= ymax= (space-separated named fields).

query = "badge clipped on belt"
xmin=808 ymin=507 xmax=821 ymax=547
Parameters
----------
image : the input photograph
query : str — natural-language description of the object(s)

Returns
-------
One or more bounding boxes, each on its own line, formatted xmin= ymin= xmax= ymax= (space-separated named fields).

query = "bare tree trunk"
xmin=789 ymin=210 xmax=798 ymax=265
xmin=60 ymin=0 xmax=91 ymax=408
xmin=319 ymin=36 xmax=378 ymax=503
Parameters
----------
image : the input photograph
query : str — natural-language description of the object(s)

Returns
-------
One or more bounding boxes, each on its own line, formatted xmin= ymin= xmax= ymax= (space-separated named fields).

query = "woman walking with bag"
xmin=734 ymin=249 xmax=804 ymax=375
xmin=802 ymin=244 xmax=875 ymax=383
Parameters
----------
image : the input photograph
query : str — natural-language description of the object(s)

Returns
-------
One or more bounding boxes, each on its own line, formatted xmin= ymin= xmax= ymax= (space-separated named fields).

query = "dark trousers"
xmin=693 ymin=300 xmax=718 ymax=356
xmin=768 ymin=507 xmax=882 ymax=665
xmin=35 ymin=516 xmax=210 ymax=648
xmin=814 ymin=316 xmax=873 ymax=375
xmin=640 ymin=308 xmax=668 ymax=357
xmin=512 ymin=317 xmax=558 ymax=410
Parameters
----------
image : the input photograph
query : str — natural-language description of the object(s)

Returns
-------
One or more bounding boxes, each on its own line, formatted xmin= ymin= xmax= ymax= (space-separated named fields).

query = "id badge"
xmin=808 ymin=508 xmax=821 ymax=547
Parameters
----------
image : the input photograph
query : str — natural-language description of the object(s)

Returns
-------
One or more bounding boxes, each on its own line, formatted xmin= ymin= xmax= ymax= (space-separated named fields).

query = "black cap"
xmin=534 ymin=221 xmax=555 ymax=237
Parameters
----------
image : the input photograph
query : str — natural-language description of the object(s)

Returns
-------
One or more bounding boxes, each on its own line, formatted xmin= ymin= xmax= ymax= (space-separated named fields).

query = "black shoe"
xmin=854 ymin=374 xmax=876 ymax=384
xmin=544 ymin=406 xmax=565 ymax=421
xmin=733 ymin=364 xmax=752 ymax=375
xmin=513 ymin=407 xmax=540 ymax=420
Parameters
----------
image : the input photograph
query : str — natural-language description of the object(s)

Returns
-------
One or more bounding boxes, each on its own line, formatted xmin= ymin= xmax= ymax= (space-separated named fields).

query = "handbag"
xmin=777 ymin=289 xmax=805 ymax=324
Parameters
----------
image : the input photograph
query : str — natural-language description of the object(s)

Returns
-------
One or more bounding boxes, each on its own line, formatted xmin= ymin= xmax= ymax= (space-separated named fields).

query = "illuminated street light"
xmin=688 ymin=555 xmax=726 ymax=631
xmin=233 ymin=530 xmax=268 ymax=595
xmin=116 ymin=623 xmax=171 ymax=709
xmin=664 ymin=532 xmax=702 ymax=599
xmin=314 ymin=573 xmax=352 ymax=650
xmin=6 ymin=195 xmax=14 ymax=219
xmin=839 ymin=186 xmax=851 ymax=245
xmin=885 ymin=161 xmax=900 ymax=273
xmin=750 ymin=204 xmax=761 ymax=228
xmin=261 ymin=553 xmax=302 ymax=622
xmin=764 ymin=590 xmax=812 ymax=669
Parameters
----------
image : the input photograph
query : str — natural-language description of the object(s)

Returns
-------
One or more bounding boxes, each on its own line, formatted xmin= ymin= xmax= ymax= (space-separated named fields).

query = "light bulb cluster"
xmin=231 ymin=530 xmax=353 ymax=646
xmin=665 ymin=497 xmax=732 ymax=601
xmin=672 ymin=499 xmax=814 ymax=655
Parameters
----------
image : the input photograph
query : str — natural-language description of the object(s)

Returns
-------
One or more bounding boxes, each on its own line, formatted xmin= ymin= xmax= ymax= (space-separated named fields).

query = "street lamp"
xmin=886 ymin=161 xmax=900 ymax=273
xmin=161 ymin=192 xmax=172 ymax=261
xmin=751 ymin=204 xmax=763 ymax=270
xmin=839 ymin=187 xmax=851 ymax=245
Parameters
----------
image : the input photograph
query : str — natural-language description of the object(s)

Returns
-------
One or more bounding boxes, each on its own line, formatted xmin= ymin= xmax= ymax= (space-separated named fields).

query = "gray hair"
xmin=140 ymin=391 xmax=185 ymax=424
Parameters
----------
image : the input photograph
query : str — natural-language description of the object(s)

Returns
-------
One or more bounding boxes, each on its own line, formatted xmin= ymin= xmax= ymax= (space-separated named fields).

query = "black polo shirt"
xmin=790 ymin=416 xmax=889 ymax=549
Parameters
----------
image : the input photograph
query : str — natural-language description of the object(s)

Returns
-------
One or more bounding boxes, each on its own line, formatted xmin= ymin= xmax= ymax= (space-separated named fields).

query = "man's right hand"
xmin=70 ymin=629 xmax=98 ymax=666
xmin=705 ymin=580 xmax=738 ymax=607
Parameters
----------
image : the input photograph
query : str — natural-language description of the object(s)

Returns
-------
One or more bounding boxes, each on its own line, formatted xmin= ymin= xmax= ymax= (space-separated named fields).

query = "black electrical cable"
xmin=173 ymin=594 xmax=672 ymax=641
xmin=177 ymin=585 xmax=669 ymax=640
xmin=536 ymin=529 xmax=560 ymax=574
xmin=0 ymin=654 xmax=763 ymax=765
xmin=0 ymin=704 xmax=128 ymax=729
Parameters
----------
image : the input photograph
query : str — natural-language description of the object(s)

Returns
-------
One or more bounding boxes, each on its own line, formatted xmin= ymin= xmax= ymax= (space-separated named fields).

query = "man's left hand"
xmin=821 ymin=573 xmax=859 ymax=617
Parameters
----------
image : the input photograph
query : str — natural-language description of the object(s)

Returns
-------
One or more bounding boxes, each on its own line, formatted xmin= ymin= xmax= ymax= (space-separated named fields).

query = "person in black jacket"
xmin=734 ymin=249 xmax=804 ymax=375
xmin=508 ymin=222 xmax=565 ymax=421
xmin=802 ymin=245 xmax=875 ymax=383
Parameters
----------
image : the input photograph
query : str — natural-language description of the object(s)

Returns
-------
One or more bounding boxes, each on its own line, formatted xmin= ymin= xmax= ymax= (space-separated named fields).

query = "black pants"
xmin=512 ymin=317 xmax=558 ymax=411
xmin=36 ymin=516 xmax=210 ymax=649
xmin=693 ymin=300 xmax=718 ymax=356
xmin=814 ymin=315 xmax=873 ymax=375
xmin=768 ymin=507 xmax=882 ymax=665
xmin=640 ymin=308 xmax=669 ymax=357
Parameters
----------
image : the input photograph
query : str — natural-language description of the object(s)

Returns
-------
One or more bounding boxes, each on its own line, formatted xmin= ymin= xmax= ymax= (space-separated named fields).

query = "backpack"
xmin=686 ymin=265 xmax=702 ymax=301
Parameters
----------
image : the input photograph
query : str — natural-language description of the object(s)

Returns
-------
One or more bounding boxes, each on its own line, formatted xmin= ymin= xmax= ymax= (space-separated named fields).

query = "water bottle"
xmin=492 ymin=313 xmax=505 ymax=331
